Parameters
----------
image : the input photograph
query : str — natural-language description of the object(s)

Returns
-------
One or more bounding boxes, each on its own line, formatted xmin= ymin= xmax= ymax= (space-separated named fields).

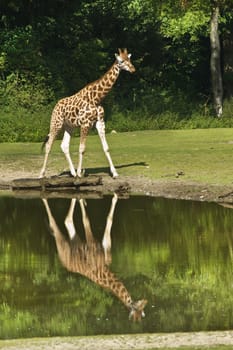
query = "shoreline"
xmin=0 ymin=174 xmax=233 ymax=204
xmin=1 ymin=330 xmax=233 ymax=349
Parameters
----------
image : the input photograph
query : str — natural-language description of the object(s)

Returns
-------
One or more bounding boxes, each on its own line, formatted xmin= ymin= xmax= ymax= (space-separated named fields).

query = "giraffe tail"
xmin=41 ymin=134 xmax=49 ymax=151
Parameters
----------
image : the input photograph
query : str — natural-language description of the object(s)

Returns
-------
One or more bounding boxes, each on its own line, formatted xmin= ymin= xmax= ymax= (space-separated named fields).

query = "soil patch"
xmin=1 ymin=331 xmax=233 ymax=349
xmin=0 ymin=170 xmax=233 ymax=203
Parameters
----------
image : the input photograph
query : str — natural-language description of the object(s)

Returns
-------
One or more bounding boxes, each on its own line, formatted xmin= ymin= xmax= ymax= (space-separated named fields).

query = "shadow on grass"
xmin=60 ymin=162 xmax=148 ymax=177
xmin=85 ymin=161 xmax=149 ymax=175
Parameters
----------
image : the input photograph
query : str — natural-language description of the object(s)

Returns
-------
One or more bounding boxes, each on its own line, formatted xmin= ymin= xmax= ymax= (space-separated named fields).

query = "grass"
xmin=0 ymin=128 xmax=233 ymax=185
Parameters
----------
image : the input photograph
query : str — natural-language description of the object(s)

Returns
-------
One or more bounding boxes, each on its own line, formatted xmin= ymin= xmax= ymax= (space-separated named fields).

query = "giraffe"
xmin=42 ymin=194 xmax=147 ymax=321
xmin=39 ymin=48 xmax=135 ymax=179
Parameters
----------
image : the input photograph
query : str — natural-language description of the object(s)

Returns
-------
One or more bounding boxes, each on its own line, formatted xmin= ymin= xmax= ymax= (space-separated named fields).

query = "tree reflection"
xmin=1 ymin=196 xmax=233 ymax=338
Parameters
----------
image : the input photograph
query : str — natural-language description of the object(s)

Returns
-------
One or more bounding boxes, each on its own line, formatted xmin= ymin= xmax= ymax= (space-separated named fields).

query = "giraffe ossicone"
xmin=39 ymin=48 xmax=135 ymax=178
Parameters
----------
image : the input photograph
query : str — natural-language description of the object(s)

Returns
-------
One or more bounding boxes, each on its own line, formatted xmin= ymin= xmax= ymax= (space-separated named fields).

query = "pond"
xmin=0 ymin=194 xmax=233 ymax=339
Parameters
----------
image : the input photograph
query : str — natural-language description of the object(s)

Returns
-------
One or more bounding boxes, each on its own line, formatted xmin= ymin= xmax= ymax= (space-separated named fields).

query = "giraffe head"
xmin=115 ymin=48 xmax=136 ymax=73
xmin=129 ymin=299 xmax=148 ymax=322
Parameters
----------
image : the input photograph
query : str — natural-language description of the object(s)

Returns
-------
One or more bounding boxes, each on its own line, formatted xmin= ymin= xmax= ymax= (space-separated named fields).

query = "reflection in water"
xmin=1 ymin=195 xmax=233 ymax=339
xmin=42 ymin=194 xmax=147 ymax=322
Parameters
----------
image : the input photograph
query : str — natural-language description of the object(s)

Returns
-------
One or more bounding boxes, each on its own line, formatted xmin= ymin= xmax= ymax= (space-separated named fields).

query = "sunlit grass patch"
xmin=0 ymin=128 xmax=232 ymax=185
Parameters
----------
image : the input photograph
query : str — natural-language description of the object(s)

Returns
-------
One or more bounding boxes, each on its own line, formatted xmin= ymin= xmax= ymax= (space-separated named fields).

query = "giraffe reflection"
xmin=42 ymin=194 xmax=147 ymax=321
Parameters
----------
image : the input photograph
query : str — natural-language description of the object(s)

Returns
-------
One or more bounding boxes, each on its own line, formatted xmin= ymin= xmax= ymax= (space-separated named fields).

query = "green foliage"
xmin=160 ymin=8 xmax=209 ymax=42
xmin=0 ymin=0 xmax=233 ymax=142
xmin=0 ymin=302 xmax=37 ymax=339
xmin=148 ymin=270 xmax=233 ymax=332
xmin=0 ymin=26 xmax=40 ymax=71
xmin=0 ymin=73 xmax=54 ymax=109
xmin=0 ymin=106 xmax=51 ymax=142
xmin=2 ymin=97 xmax=233 ymax=142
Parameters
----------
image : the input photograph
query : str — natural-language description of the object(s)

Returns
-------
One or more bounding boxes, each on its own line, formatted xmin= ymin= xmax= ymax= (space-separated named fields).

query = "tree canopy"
xmin=1 ymin=0 xmax=233 ymax=141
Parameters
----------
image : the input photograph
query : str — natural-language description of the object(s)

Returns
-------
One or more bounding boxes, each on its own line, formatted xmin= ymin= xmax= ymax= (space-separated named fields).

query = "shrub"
xmin=1 ymin=92 xmax=233 ymax=143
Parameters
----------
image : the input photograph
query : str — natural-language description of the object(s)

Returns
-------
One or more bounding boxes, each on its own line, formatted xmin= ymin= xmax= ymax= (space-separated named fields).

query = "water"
xmin=0 ymin=194 xmax=233 ymax=339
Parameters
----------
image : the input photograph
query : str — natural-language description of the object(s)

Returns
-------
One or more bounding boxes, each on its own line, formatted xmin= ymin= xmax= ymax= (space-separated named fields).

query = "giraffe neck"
xmin=53 ymin=236 xmax=133 ymax=309
xmin=91 ymin=267 xmax=133 ymax=309
xmin=83 ymin=62 xmax=121 ymax=105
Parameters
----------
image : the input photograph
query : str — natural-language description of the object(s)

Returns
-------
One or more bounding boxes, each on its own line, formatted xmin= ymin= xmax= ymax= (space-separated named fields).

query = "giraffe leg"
xmin=42 ymin=198 xmax=75 ymax=267
xmin=79 ymin=199 xmax=95 ymax=245
xmin=77 ymin=127 xmax=88 ymax=178
xmin=64 ymin=198 xmax=77 ymax=240
xmin=102 ymin=193 xmax=118 ymax=264
xmin=61 ymin=130 xmax=76 ymax=177
xmin=39 ymin=133 xmax=56 ymax=178
xmin=42 ymin=199 xmax=61 ymax=237
xmin=96 ymin=108 xmax=118 ymax=178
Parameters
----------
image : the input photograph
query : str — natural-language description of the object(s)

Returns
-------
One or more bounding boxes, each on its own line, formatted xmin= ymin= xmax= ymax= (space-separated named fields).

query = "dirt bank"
xmin=1 ymin=331 xmax=233 ymax=349
xmin=0 ymin=171 xmax=233 ymax=203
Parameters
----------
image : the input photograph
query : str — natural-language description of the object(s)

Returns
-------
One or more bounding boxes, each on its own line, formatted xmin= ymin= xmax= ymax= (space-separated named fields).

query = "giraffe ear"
xmin=128 ymin=53 xmax=132 ymax=59
xmin=115 ymin=53 xmax=123 ymax=63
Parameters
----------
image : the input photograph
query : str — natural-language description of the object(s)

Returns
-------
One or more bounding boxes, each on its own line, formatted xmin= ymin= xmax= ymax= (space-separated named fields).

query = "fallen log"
xmin=10 ymin=175 xmax=130 ymax=199
xmin=13 ymin=188 xmax=103 ymax=199
xmin=11 ymin=175 xmax=103 ymax=190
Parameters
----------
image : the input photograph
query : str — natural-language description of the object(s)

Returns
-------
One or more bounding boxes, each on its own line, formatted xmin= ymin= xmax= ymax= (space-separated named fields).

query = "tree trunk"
xmin=210 ymin=5 xmax=223 ymax=117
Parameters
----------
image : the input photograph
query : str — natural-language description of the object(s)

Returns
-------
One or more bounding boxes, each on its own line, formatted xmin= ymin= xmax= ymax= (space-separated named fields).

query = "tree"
xmin=157 ymin=0 xmax=233 ymax=116
xmin=210 ymin=4 xmax=223 ymax=117
xmin=1 ymin=0 xmax=233 ymax=135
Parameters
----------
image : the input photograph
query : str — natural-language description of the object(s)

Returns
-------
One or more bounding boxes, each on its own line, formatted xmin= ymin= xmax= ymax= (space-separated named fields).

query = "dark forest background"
xmin=1 ymin=0 xmax=233 ymax=141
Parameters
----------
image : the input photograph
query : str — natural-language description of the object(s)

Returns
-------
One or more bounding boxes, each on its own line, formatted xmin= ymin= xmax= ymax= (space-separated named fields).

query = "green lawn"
xmin=0 ymin=128 xmax=233 ymax=184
